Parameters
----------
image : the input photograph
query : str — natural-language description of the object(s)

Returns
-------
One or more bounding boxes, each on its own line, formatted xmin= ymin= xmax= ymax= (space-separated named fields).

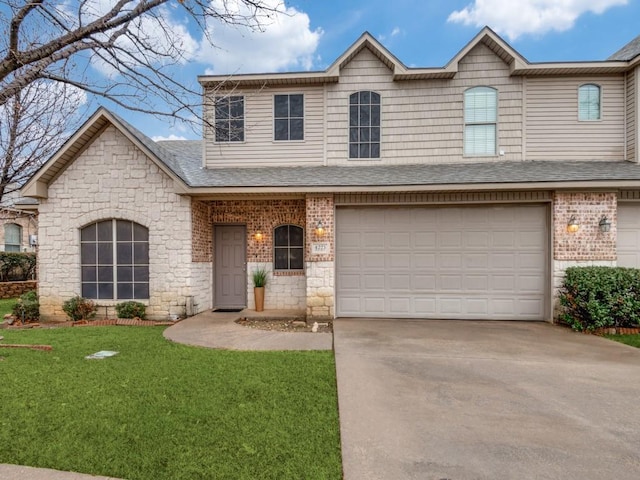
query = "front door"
xmin=214 ymin=225 xmax=247 ymax=309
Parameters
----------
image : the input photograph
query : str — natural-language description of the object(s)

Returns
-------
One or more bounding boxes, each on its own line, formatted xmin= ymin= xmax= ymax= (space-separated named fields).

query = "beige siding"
xmin=325 ymin=43 xmax=524 ymax=166
xmin=203 ymin=86 xmax=325 ymax=168
xmin=526 ymin=76 xmax=625 ymax=161
xmin=628 ymin=68 xmax=637 ymax=162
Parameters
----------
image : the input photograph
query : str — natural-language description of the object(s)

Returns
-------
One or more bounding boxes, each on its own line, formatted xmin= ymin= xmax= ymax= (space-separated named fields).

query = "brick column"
xmin=305 ymin=195 xmax=335 ymax=320
xmin=552 ymin=192 xmax=617 ymax=317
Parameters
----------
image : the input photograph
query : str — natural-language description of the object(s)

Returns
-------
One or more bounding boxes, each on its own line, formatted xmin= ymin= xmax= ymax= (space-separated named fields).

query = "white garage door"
xmin=617 ymin=203 xmax=640 ymax=267
xmin=336 ymin=205 xmax=548 ymax=320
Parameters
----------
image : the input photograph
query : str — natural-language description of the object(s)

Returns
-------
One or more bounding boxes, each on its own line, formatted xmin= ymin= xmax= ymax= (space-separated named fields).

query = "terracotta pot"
xmin=254 ymin=287 xmax=265 ymax=312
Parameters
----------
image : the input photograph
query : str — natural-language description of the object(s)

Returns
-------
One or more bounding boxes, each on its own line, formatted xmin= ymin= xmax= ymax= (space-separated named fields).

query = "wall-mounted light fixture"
xmin=255 ymin=231 xmax=264 ymax=241
xmin=567 ymin=215 xmax=580 ymax=233
xmin=315 ymin=220 xmax=325 ymax=236
xmin=598 ymin=216 xmax=612 ymax=233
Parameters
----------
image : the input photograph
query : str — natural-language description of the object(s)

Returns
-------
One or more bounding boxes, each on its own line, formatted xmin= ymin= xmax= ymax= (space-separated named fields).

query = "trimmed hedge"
xmin=559 ymin=266 xmax=640 ymax=331
xmin=0 ymin=252 xmax=36 ymax=282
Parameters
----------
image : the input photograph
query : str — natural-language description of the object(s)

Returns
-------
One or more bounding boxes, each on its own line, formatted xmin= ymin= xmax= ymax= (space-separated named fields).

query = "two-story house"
xmin=22 ymin=27 xmax=640 ymax=321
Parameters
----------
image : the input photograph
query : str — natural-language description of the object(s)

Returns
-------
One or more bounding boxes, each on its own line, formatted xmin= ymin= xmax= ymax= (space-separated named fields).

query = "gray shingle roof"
xmin=155 ymin=139 xmax=640 ymax=188
xmin=608 ymin=33 xmax=640 ymax=61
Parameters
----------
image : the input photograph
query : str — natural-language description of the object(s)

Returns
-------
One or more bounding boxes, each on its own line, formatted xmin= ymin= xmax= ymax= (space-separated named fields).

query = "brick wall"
xmin=211 ymin=199 xmax=307 ymax=310
xmin=553 ymin=192 xmax=617 ymax=261
xmin=192 ymin=200 xmax=212 ymax=262
xmin=305 ymin=195 xmax=335 ymax=319
xmin=0 ymin=280 xmax=37 ymax=299
xmin=211 ymin=199 xmax=306 ymax=262
xmin=551 ymin=192 xmax=618 ymax=320
xmin=37 ymin=125 xmax=207 ymax=321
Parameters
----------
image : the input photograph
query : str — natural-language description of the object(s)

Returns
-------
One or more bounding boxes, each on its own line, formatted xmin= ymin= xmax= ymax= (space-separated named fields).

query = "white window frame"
xmin=214 ymin=95 xmax=245 ymax=142
xmin=274 ymin=94 xmax=304 ymax=141
xmin=4 ymin=223 xmax=22 ymax=252
xmin=464 ymin=86 xmax=498 ymax=157
xmin=578 ymin=84 xmax=601 ymax=121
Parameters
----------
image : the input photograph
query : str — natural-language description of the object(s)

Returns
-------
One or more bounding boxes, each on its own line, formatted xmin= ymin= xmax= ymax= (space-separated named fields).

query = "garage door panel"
xmin=363 ymin=253 xmax=385 ymax=268
xmin=617 ymin=204 xmax=640 ymax=269
xmin=492 ymin=231 xmax=516 ymax=247
xmin=414 ymin=253 xmax=436 ymax=268
xmin=439 ymin=231 xmax=463 ymax=248
xmin=413 ymin=274 xmax=436 ymax=290
xmin=415 ymin=232 xmax=437 ymax=248
xmin=336 ymin=205 xmax=548 ymax=320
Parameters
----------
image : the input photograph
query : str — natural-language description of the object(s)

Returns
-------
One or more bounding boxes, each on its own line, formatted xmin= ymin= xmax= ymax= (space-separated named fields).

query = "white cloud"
xmin=378 ymin=27 xmax=403 ymax=42
xmin=152 ymin=134 xmax=188 ymax=141
xmin=199 ymin=0 xmax=322 ymax=74
xmin=448 ymin=0 xmax=628 ymax=40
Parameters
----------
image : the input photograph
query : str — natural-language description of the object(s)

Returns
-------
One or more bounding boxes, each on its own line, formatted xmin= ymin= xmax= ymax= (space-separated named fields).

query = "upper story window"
xmin=349 ymin=91 xmax=381 ymax=159
xmin=215 ymin=95 xmax=244 ymax=142
xmin=274 ymin=225 xmax=304 ymax=271
xmin=464 ymin=86 xmax=497 ymax=156
xmin=4 ymin=223 xmax=22 ymax=252
xmin=81 ymin=220 xmax=149 ymax=300
xmin=578 ymin=84 xmax=601 ymax=121
xmin=274 ymin=94 xmax=304 ymax=141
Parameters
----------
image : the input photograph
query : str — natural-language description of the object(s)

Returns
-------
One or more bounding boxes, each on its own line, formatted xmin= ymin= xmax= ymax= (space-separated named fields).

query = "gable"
xmin=21 ymin=108 xmax=188 ymax=199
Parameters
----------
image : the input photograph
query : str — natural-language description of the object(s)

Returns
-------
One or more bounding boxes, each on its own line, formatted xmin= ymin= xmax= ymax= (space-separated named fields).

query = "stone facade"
xmin=0 ymin=280 xmax=37 ymax=299
xmin=37 ymin=125 xmax=209 ymax=321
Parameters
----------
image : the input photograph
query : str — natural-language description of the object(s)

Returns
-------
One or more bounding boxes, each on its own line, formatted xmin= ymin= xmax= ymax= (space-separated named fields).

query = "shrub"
xmin=252 ymin=267 xmax=268 ymax=287
xmin=62 ymin=296 xmax=97 ymax=322
xmin=115 ymin=301 xmax=146 ymax=319
xmin=0 ymin=252 xmax=36 ymax=281
xmin=559 ymin=266 xmax=640 ymax=331
xmin=12 ymin=290 xmax=40 ymax=322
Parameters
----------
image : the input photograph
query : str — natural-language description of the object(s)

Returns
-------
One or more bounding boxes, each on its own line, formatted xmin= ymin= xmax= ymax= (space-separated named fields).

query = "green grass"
xmin=605 ymin=333 xmax=640 ymax=348
xmin=0 ymin=297 xmax=17 ymax=317
xmin=0 ymin=327 xmax=341 ymax=479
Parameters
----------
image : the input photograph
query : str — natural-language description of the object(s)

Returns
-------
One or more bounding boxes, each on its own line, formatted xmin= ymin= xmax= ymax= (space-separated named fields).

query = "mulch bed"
xmin=2 ymin=318 xmax=175 ymax=330
xmin=235 ymin=318 xmax=333 ymax=333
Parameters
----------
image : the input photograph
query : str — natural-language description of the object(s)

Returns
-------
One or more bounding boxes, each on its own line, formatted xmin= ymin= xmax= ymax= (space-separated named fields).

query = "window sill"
xmin=272 ymin=270 xmax=305 ymax=277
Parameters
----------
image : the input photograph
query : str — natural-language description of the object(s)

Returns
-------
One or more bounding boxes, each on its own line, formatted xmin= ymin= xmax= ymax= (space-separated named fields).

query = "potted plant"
xmin=252 ymin=266 xmax=268 ymax=312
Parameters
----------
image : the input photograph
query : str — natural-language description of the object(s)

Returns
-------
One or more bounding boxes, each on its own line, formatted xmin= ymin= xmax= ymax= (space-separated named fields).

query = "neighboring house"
xmin=21 ymin=27 xmax=640 ymax=321
xmin=0 ymin=189 xmax=38 ymax=253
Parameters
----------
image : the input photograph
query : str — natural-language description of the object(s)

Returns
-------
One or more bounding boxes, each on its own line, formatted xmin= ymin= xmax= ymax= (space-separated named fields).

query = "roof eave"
xmin=181 ymin=180 xmax=640 ymax=197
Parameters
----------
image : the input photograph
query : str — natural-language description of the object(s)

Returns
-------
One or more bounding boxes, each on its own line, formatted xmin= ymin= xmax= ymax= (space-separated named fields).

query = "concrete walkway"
xmin=163 ymin=309 xmax=333 ymax=351
xmin=1 ymin=309 xmax=331 ymax=480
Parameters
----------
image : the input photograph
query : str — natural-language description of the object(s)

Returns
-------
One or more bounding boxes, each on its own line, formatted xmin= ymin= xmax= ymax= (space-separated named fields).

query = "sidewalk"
xmin=0 ymin=464 xmax=123 ymax=480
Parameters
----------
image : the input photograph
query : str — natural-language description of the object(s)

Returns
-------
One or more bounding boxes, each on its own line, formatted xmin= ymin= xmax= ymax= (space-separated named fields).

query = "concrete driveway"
xmin=334 ymin=319 xmax=640 ymax=480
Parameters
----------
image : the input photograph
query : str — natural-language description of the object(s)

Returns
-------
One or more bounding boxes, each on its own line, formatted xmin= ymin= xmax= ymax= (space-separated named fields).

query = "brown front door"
xmin=214 ymin=225 xmax=247 ymax=309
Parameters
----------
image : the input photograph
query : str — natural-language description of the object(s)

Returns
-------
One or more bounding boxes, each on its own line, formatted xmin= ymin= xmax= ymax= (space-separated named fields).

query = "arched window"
xmin=464 ymin=86 xmax=497 ymax=156
xmin=274 ymin=225 xmax=304 ymax=271
xmin=578 ymin=84 xmax=601 ymax=121
xmin=4 ymin=223 xmax=22 ymax=252
xmin=349 ymin=91 xmax=381 ymax=159
xmin=80 ymin=220 xmax=149 ymax=300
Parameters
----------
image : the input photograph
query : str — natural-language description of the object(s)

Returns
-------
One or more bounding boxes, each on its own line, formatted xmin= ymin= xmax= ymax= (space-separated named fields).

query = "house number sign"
xmin=311 ymin=242 xmax=330 ymax=255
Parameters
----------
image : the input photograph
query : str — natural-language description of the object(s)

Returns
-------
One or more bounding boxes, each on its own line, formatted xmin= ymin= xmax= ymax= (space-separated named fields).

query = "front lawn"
xmin=0 ymin=297 xmax=17 ymax=317
xmin=605 ymin=333 xmax=640 ymax=348
xmin=0 ymin=327 xmax=341 ymax=479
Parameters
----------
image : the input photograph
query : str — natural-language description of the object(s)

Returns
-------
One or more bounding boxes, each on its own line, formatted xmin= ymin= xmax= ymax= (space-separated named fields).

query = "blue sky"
xmin=106 ymin=0 xmax=640 ymax=140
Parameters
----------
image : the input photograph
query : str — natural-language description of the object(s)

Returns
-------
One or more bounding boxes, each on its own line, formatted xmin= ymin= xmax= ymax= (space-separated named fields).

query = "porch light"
xmin=598 ymin=216 xmax=611 ymax=233
xmin=567 ymin=215 xmax=580 ymax=233
xmin=315 ymin=220 xmax=325 ymax=236
xmin=255 ymin=231 xmax=264 ymax=241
